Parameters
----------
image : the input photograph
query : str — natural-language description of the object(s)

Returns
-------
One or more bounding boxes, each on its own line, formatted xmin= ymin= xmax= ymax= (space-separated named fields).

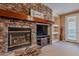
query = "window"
xmin=65 ymin=16 xmax=77 ymax=40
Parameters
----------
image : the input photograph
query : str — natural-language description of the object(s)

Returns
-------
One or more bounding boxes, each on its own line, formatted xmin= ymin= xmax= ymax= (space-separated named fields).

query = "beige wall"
xmin=55 ymin=16 xmax=60 ymax=40
xmin=60 ymin=11 xmax=79 ymax=43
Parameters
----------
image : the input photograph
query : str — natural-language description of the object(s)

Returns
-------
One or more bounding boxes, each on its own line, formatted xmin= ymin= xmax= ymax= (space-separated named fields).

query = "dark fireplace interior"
xmin=36 ymin=24 xmax=50 ymax=46
xmin=8 ymin=27 xmax=31 ymax=51
xmin=37 ymin=24 xmax=48 ymax=36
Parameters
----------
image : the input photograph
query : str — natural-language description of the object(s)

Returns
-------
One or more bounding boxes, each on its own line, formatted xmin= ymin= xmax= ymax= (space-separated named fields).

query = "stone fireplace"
xmin=0 ymin=18 xmax=37 ymax=53
xmin=0 ymin=3 xmax=53 ymax=55
xmin=8 ymin=27 xmax=31 ymax=51
xmin=0 ymin=17 xmax=52 ymax=54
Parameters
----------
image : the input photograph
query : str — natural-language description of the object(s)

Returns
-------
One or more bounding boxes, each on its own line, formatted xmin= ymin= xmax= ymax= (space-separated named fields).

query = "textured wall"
xmin=0 ymin=3 xmax=52 ymax=55
xmin=0 ymin=3 xmax=52 ymax=20
xmin=0 ymin=18 xmax=37 ymax=54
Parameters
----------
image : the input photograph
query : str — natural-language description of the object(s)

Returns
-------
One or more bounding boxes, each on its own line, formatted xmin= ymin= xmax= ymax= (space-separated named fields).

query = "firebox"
xmin=8 ymin=27 xmax=31 ymax=51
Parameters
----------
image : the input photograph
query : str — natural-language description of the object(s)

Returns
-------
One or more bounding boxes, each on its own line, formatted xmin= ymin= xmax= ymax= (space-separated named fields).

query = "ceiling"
xmin=44 ymin=3 xmax=79 ymax=15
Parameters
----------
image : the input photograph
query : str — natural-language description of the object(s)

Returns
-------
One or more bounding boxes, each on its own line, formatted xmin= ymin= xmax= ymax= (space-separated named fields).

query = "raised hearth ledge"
xmin=0 ymin=8 xmax=53 ymax=24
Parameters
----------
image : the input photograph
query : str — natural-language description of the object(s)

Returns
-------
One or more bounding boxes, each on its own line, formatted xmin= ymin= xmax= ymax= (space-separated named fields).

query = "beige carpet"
xmin=39 ymin=41 xmax=79 ymax=56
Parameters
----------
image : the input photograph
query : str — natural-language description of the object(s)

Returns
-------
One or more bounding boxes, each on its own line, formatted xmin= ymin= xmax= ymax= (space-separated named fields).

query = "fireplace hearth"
xmin=8 ymin=27 xmax=31 ymax=51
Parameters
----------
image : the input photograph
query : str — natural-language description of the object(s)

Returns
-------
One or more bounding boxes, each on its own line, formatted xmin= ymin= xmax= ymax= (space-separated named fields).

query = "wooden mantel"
xmin=0 ymin=9 xmax=28 ymax=20
xmin=33 ymin=17 xmax=53 ymax=24
xmin=0 ymin=9 xmax=53 ymax=24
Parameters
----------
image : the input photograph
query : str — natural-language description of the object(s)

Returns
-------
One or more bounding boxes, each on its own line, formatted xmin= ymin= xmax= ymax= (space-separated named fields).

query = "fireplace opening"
xmin=37 ymin=24 xmax=48 ymax=36
xmin=36 ymin=24 xmax=50 ymax=46
xmin=8 ymin=27 xmax=31 ymax=51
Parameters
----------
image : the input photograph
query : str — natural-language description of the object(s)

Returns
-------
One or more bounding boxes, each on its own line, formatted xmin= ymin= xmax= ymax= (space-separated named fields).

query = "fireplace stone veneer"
xmin=0 ymin=18 xmax=51 ymax=55
xmin=0 ymin=3 xmax=52 ymax=55
xmin=0 ymin=18 xmax=37 ymax=53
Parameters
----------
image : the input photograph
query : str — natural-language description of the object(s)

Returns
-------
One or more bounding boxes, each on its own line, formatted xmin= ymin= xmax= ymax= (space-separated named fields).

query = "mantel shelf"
xmin=0 ymin=8 xmax=53 ymax=24
xmin=52 ymin=32 xmax=59 ymax=34
xmin=53 ymin=24 xmax=59 ymax=27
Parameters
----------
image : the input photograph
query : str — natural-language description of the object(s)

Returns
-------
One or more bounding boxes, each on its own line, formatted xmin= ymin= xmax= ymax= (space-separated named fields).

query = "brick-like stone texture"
xmin=0 ymin=3 xmax=52 ymax=20
xmin=0 ymin=3 xmax=52 ymax=55
xmin=0 ymin=18 xmax=37 ymax=54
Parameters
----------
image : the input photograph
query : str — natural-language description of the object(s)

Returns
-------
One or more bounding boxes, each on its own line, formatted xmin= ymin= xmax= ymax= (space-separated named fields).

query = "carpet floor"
xmin=39 ymin=41 xmax=79 ymax=56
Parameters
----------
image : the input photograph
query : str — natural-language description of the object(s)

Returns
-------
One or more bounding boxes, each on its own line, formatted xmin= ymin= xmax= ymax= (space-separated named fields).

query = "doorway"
xmin=65 ymin=16 xmax=77 ymax=41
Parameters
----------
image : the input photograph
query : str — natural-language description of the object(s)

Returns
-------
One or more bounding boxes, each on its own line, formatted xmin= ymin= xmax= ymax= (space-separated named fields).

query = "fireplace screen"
xmin=8 ymin=27 xmax=31 ymax=51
